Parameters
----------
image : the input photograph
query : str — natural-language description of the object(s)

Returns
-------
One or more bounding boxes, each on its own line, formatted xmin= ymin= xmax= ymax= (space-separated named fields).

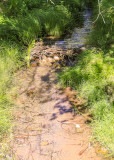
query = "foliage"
xmin=89 ymin=0 xmax=114 ymax=50
xmin=44 ymin=5 xmax=72 ymax=37
xmin=59 ymin=49 xmax=114 ymax=154
xmin=0 ymin=0 xmax=83 ymax=45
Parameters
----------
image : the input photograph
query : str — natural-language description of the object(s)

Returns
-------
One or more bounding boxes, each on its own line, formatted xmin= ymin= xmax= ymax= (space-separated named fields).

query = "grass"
xmin=0 ymin=43 xmax=25 ymax=138
xmin=0 ymin=39 xmax=34 ymax=158
xmin=0 ymin=7 xmax=73 ymax=46
xmin=93 ymin=113 xmax=114 ymax=155
xmin=59 ymin=49 xmax=114 ymax=155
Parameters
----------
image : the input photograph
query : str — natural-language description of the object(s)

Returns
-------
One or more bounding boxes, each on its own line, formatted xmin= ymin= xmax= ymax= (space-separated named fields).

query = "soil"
xmin=11 ymin=43 xmax=103 ymax=160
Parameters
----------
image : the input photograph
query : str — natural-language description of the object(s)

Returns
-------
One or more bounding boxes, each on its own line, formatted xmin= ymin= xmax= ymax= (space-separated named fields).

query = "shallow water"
xmin=55 ymin=7 xmax=92 ymax=49
xmin=44 ymin=8 xmax=92 ymax=50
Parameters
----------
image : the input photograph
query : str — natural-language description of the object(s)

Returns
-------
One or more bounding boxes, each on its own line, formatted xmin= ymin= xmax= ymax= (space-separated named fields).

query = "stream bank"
xmin=9 ymin=8 xmax=105 ymax=160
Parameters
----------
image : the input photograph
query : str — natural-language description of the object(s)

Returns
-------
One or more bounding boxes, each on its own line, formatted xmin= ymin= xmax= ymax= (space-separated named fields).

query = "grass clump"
xmin=59 ymin=49 xmax=114 ymax=154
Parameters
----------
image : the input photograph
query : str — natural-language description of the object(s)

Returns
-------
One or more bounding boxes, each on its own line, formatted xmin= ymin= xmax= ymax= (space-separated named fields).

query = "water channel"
xmin=44 ymin=7 xmax=92 ymax=50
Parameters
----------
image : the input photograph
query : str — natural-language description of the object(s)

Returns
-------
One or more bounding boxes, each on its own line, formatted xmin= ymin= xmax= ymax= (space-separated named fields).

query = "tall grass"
xmin=59 ymin=49 xmax=114 ymax=155
xmin=44 ymin=5 xmax=72 ymax=37
xmin=0 ymin=6 xmax=74 ymax=45
xmin=0 ymin=42 xmax=26 ymax=138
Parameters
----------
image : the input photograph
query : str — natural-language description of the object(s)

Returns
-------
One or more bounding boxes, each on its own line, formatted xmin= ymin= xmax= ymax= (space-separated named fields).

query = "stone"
xmin=54 ymin=56 xmax=60 ymax=61
xmin=47 ymin=57 xmax=53 ymax=62
xmin=80 ymin=47 xmax=86 ymax=51
xmin=31 ymin=61 xmax=38 ymax=67
xmin=76 ymin=125 xmax=83 ymax=133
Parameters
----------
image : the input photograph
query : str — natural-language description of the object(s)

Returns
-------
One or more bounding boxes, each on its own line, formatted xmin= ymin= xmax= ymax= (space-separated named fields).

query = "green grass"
xmin=0 ymin=39 xmax=34 ymax=158
xmin=0 ymin=43 xmax=25 ymax=138
xmin=93 ymin=113 xmax=114 ymax=155
xmin=0 ymin=1 xmax=81 ymax=45
xmin=59 ymin=49 xmax=114 ymax=155
xmin=44 ymin=5 xmax=72 ymax=37
xmin=0 ymin=7 xmax=73 ymax=46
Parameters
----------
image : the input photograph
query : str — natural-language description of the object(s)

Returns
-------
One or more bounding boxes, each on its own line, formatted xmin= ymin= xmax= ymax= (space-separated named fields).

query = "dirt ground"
xmin=10 ymin=44 xmax=103 ymax=160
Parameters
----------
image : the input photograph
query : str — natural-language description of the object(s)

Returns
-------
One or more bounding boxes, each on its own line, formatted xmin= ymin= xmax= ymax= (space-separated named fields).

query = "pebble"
xmin=54 ymin=56 xmax=60 ymax=61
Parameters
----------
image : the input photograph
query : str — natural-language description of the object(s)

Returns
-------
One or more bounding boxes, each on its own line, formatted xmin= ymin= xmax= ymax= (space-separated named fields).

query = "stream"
xmin=44 ymin=7 xmax=92 ymax=50
xmin=11 ymin=7 xmax=102 ymax=160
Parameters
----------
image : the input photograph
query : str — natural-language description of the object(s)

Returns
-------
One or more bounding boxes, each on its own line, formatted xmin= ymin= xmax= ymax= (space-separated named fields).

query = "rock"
xmin=32 ymin=54 xmax=39 ymax=59
xmin=54 ymin=56 xmax=60 ymax=61
xmin=75 ymin=124 xmax=83 ymax=133
xmin=31 ymin=61 xmax=39 ymax=67
xmin=80 ymin=47 xmax=86 ymax=51
xmin=30 ymin=57 xmax=36 ymax=62
xmin=42 ymin=59 xmax=47 ymax=63
xmin=42 ymin=55 xmax=47 ymax=60
xmin=47 ymin=57 xmax=53 ymax=63
xmin=72 ymin=48 xmax=81 ymax=53
xmin=53 ymin=62 xmax=61 ymax=69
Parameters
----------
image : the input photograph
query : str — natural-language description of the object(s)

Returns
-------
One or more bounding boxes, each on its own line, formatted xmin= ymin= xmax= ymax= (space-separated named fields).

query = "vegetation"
xmin=0 ymin=43 xmax=25 ymax=138
xmin=0 ymin=0 xmax=83 ymax=141
xmin=59 ymin=0 xmax=114 ymax=156
xmin=89 ymin=0 xmax=114 ymax=50
xmin=59 ymin=49 xmax=114 ymax=155
xmin=0 ymin=0 xmax=113 ymax=158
